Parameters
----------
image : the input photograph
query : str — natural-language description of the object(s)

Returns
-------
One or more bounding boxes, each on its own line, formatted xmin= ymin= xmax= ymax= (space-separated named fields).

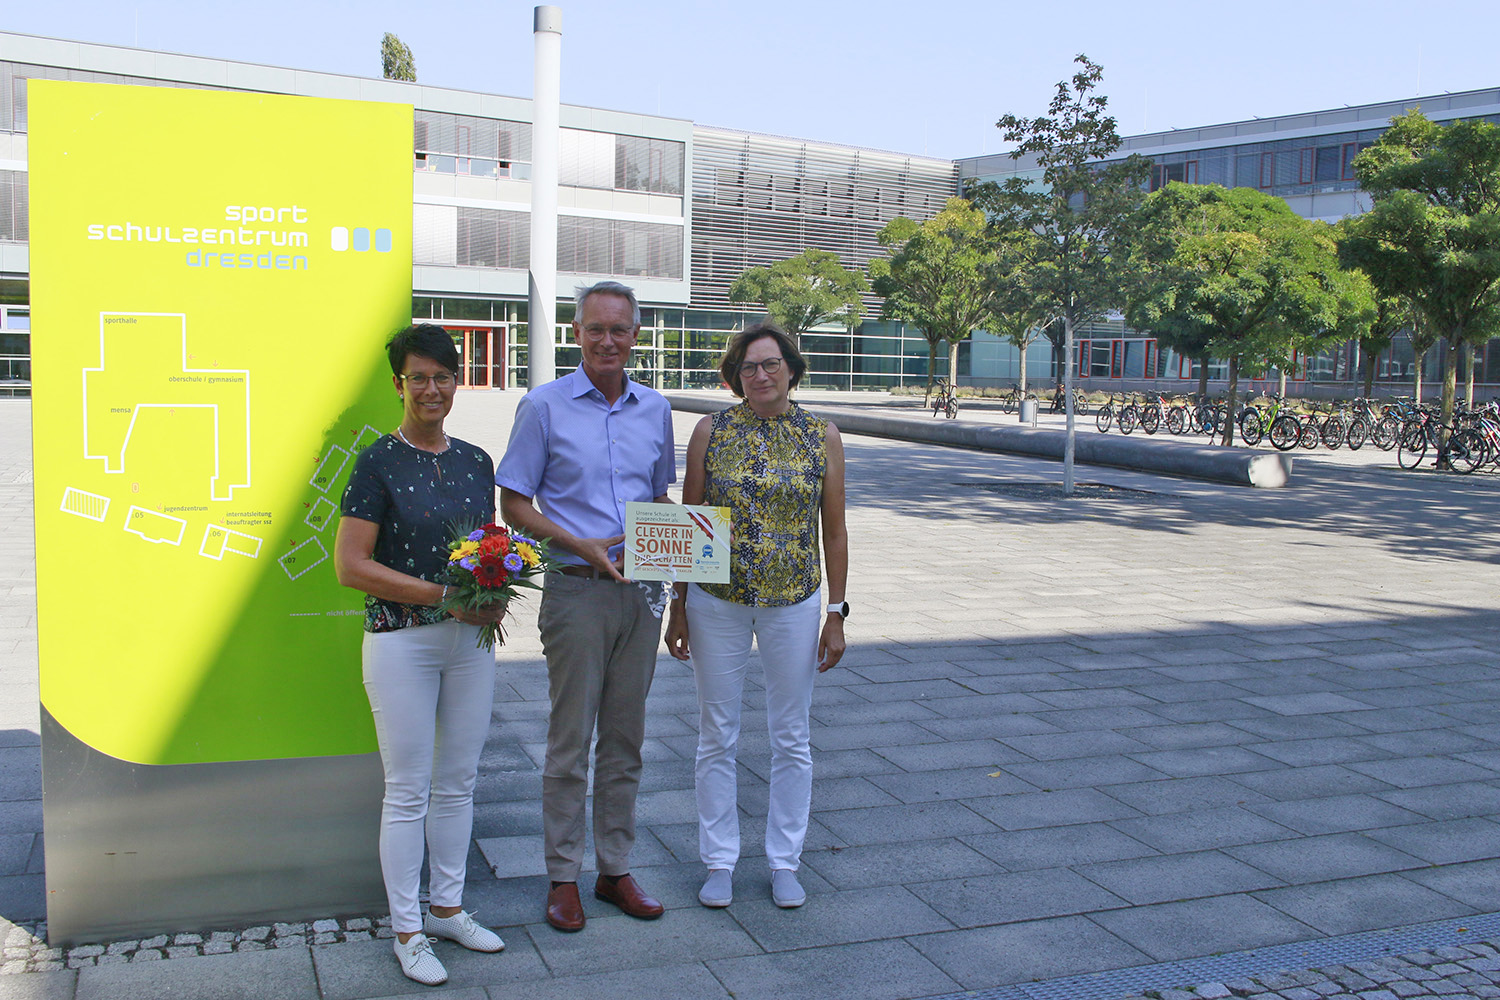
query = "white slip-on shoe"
xmin=423 ymin=909 xmax=504 ymax=952
xmin=770 ymin=868 xmax=805 ymax=908
xmin=699 ymin=868 xmax=733 ymax=908
xmin=393 ymin=933 xmax=448 ymax=986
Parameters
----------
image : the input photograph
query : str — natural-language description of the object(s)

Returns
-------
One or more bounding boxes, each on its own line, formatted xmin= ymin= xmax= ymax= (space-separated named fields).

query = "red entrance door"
xmin=450 ymin=328 xmax=506 ymax=389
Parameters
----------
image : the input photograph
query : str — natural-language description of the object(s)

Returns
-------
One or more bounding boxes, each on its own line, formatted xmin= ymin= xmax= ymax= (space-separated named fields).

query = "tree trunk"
xmin=1016 ymin=338 xmax=1029 ymax=394
xmin=1413 ymin=351 xmax=1424 ymax=405
xmin=1196 ymin=354 xmax=1210 ymax=401
xmin=1277 ymin=365 xmax=1287 ymax=399
xmin=1439 ymin=334 xmax=1459 ymax=468
xmin=1362 ymin=345 xmax=1376 ymax=400
xmin=947 ymin=339 xmax=961 ymax=396
xmin=924 ymin=340 xmax=938 ymax=403
xmin=1220 ymin=355 xmax=1239 ymax=447
xmin=1465 ymin=345 xmax=1477 ymax=407
xmin=1063 ymin=310 xmax=1076 ymax=496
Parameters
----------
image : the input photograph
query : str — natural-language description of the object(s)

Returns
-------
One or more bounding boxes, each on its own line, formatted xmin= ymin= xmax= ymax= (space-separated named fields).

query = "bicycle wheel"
xmin=1119 ymin=406 xmax=1138 ymax=434
xmin=1165 ymin=407 xmax=1186 ymax=435
xmin=1095 ymin=407 xmax=1113 ymax=433
xmin=1239 ymin=409 xmax=1264 ymax=446
xmin=1140 ymin=406 xmax=1161 ymax=434
xmin=1449 ymin=429 xmax=1483 ymax=473
xmin=1074 ymin=392 xmax=1089 ymax=416
xmin=1268 ymin=414 xmax=1300 ymax=451
xmin=1346 ymin=418 xmax=1368 ymax=451
xmin=1298 ymin=418 xmax=1321 ymax=449
xmin=1320 ymin=417 xmax=1345 ymax=450
xmin=1372 ymin=415 xmax=1400 ymax=451
xmin=945 ymin=398 xmax=958 ymax=420
xmin=1000 ymin=394 xmax=1016 ymax=415
xmin=1397 ymin=422 xmax=1427 ymax=469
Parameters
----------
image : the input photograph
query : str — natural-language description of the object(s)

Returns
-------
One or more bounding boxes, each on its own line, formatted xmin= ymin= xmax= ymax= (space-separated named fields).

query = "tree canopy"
xmin=1128 ymin=183 xmax=1372 ymax=444
xmin=1339 ymin=109 xmax=1500 ymax=449
xmin=870 ymin=198 xmax=1004 ymax=399
xmin=728 ymin=248 xmax=868 ymax=339
xmin=381 ymin=33 xmax=416 ymax=82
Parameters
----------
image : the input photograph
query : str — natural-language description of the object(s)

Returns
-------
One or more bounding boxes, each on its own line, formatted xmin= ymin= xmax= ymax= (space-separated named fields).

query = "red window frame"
xmin=1341 ymin=143 xmax=1360 ymax=181
xmin=1298 ymin=148 xmax=1315 ymax=184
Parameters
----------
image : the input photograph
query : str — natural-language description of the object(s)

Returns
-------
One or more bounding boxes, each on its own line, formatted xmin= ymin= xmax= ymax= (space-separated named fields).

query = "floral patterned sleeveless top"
xmin=701 ymin=401 xmax=827 ymax=607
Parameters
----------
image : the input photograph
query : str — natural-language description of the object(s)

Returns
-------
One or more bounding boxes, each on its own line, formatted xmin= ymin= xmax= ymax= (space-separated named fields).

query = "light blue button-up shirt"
xmin=496 ymin=366 xmax=676 ymax=566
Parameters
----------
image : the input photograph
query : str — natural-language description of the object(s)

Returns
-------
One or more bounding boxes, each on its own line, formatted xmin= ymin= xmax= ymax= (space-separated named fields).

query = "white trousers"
xmin=686 ymin=585 xmax=820 ymax=871
xmin=362 ymin=621 xmax=496 ymax=933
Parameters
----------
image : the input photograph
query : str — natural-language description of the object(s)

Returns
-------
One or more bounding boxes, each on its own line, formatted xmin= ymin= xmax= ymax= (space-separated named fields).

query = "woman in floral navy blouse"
xmin=335 ymin=324 xmax=505 ymax=987
xmin=665 ymin=324 xmax=848 ymax=912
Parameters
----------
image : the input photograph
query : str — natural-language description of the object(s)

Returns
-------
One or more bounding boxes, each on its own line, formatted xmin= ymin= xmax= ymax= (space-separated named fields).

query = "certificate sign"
xmin=625 ymin=502 xmax=731 ymax=583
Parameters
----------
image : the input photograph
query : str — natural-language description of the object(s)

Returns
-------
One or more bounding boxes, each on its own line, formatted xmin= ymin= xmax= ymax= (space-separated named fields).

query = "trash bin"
xmin=1019 ymin=398 xmax=1038 ymax=426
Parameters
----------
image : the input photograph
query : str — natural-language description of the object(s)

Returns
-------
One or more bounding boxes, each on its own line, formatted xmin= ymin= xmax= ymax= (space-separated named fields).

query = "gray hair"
xmin=574 ymin=280 xmax=640 ymax=327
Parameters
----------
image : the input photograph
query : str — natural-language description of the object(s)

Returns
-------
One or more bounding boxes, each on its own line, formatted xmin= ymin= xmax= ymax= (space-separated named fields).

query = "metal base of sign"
xmin=41 ymin=707 xmax=386 ymax=946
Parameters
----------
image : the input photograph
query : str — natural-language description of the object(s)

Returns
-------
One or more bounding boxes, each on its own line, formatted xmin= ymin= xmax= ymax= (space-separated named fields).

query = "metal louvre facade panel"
xmin=0 ymin=170 xmax=25 ymax=242
xmin=691 ymin=127 xmax=958 ymax=312
xmin=414 ymin=206 xmax=682 ymax=280
xmin=414 ymin=109 xmax=531 ymax=163
xmin=559 ymin=215 xmax=682 ymax=279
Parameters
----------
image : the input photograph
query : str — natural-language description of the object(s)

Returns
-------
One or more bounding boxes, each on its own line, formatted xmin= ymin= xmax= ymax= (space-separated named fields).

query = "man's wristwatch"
xmin=826 ymin=601 xmax=849 ymax=619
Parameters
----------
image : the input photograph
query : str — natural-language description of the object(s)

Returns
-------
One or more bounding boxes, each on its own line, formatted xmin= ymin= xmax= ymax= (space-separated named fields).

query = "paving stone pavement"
xmin=2 ymin=389 xmax=1499 ymax=1000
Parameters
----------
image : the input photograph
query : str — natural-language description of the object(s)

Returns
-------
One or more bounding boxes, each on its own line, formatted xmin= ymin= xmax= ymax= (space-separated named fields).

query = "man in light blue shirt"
xmin=497 ymin=281 xmax=675 ymax=932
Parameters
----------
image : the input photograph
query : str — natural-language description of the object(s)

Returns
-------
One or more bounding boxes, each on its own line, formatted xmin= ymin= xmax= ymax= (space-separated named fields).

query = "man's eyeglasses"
xmin=738 ymin=358 xmax=784 ymax=378
xmin=400 ymin=372 xmax=457 ymax=389
xmin=580 ymin=324 xmax=637 ymax=342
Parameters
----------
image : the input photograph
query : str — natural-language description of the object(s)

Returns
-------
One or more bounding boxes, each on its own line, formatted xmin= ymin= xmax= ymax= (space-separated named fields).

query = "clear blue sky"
xmin=5 ymin=0 xmax=1495 ymax=159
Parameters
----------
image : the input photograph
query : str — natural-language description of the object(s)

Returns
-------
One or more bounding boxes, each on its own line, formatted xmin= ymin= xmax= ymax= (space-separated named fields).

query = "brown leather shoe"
xmin=545 ymin=882 xmax=585 ymax=932
xmin=594 ymin=874 xmax=664 ymax=919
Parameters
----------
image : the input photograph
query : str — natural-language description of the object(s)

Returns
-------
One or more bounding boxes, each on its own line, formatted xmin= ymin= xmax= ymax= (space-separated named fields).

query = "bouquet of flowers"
xmin=440 ymin=520 xmax=556 ymax=650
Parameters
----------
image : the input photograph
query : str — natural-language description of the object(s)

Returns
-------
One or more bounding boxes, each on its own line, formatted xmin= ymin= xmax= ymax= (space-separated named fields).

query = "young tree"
xmin=987 ymin=300 xmax=1056 ymax=394
xmin=870 ymin=198 xmax=1005 ymax=400
xmin=381 ymin=33 xmax=416 ymax=82
xmin=728 ymin=248 xmax=868 ymax=342
xmin=968 ymin=55 xmax=1150 ymax=492
xmin=1128 ymin=183 xmax=1371 ymax=445
xmin=1339 ymin=109 xmax=1500 ymax=459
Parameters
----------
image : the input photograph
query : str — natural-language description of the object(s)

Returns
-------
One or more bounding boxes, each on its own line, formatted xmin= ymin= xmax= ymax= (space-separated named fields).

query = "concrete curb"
xmin=665 ymin=393 xmax=1294 ymax=488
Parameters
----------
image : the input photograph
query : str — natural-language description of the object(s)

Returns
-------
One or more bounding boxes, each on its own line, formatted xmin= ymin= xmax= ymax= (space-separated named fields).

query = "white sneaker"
xmin=393 ymin=933 xmax=448 ymax=986
xmin=699 ymin=868 xmax=733 ymax=908
xmin=423 ymin=909 xmax=504 ymax=953
xmin=771 ymin=868 xmax=805 ymax=908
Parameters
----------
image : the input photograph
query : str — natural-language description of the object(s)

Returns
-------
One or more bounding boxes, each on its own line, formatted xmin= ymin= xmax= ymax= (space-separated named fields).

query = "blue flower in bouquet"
xmin=503 ymin=553 xmax=523 ymax=573
xmin=467 ymin=528 xmax=486 ymax=542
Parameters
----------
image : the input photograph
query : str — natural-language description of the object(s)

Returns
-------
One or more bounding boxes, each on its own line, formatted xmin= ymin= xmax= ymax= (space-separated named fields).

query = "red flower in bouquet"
xmin=474 ymin=556 xmax=508 ymax=587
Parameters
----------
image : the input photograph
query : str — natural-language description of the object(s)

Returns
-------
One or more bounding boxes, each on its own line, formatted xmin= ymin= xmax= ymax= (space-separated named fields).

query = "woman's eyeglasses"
xmin=400 ymin=372 xmax=457 ymax=389
xmin=738 ymin=358 xmax=784 ymax=377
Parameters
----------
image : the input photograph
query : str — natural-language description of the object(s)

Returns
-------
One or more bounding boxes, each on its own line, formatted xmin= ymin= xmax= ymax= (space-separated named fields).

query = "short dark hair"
xmin=386 ymin=323 xmax=459 ymax=376
xmin=719 ymin=324 xmax=807 ymax=397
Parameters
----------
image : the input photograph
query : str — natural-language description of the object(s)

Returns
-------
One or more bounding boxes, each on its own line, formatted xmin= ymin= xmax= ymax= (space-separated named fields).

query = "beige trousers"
xmin=538 ymin=572 xmax=662 ymax=882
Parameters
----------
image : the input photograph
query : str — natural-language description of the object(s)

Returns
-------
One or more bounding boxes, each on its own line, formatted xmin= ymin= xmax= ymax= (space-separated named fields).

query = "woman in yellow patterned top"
xmin=665 ymin=324 xmax=848 ymax=911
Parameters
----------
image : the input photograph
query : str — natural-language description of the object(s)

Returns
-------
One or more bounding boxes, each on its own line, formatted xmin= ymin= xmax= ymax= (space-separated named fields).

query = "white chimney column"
xmin=528 ymin=5 xmax=562 ymax=387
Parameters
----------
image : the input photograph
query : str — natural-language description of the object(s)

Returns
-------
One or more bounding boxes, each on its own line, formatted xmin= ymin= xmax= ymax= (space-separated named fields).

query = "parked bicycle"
xmin=930 ymin=378 xmax=959 ymax=419
xmin=999 ymin=382 xmax=1036 ymax=414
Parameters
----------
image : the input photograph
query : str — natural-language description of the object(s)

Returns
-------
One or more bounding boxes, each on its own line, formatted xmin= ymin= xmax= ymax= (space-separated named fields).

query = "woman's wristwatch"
xmin=826 ymin=601 xmax=849 ymax=619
